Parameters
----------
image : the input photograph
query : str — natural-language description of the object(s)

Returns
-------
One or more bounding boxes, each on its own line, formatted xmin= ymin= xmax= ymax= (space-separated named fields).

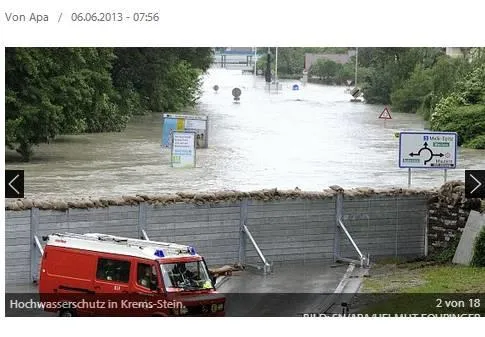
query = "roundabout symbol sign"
xmin=399 ymin=132 xmax=457 ymax=169
xmin=399 ymin=131 xmax=458 ymax=187
xmin=408 ymin=141 xmax=445 ymax=165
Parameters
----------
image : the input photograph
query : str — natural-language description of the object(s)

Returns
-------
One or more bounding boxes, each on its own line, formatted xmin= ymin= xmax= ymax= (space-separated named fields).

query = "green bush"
xmin=466 ymin=135 xmax=485 ymax=149
xmin=431 ymin=103 xmax=485 ymax=146
xmin=391 ymin=65 xmax=433 ymax=113
xmin=361 ymin=66 xmax=393 ymax=104
xmin=471 ymin=227 xmax=485 ymax=267
xmin=434 ymin=235 xmax=461 ymax=263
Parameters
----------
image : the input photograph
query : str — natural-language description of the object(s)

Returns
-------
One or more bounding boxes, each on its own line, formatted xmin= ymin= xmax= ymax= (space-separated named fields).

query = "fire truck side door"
xmin=93 ymin=257 xmax=131 ymax=314
xmin=131 ymin=260 xmax=163 ymax=315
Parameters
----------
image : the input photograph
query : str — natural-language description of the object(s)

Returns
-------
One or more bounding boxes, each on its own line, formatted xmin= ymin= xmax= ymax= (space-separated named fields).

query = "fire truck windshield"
xmin=160 ymin=261 xmax=213 ymax=291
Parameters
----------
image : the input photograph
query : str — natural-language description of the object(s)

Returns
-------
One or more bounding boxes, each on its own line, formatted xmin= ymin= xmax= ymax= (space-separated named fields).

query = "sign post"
xmin=399 ymin=131 xmax=458 ymax=187
xmin=408 ymin=168 xmax=411 ymax=188
xmin=171 ymin=131 xmax=196 ymax=168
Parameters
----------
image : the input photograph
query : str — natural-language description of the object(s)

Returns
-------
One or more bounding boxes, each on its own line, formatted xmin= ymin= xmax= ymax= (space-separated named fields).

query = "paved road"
xmin=218 ymin=261 xmax=350 ymax=316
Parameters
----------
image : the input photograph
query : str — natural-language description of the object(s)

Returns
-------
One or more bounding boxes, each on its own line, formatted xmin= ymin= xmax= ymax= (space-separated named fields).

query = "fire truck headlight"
xmin=211 ymin=304 xmax=218 ymax=313
xmin=217 ymin=303 xmax=224 ymax=311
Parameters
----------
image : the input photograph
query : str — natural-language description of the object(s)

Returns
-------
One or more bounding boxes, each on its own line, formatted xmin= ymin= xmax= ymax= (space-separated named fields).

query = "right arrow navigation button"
xmin=465 ymin=170 xmax=485 ymax=198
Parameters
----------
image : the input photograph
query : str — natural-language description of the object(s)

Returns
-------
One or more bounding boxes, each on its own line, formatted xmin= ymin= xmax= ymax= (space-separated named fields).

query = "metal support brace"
xmin=331 ymin=186 xmax=370 ymax=268
xmin=238 ymin=199 xmax=248 ymax=265
xmin=31 ymin=207 xmax=41 ymax=283
xmin=333 ymin=188 xmax=343 ymax=262
xmin=141 ymin=230 xmax=150 ymax=241
xmin=338 ymin=219 xmax=369 ymax=268
xmin=138 ymin=202 xmax=148 ymax=240
xmin=34 ymin=235 xmax=44 ymax=256
xmin=242 ymin=225 xmax=272 ymax=274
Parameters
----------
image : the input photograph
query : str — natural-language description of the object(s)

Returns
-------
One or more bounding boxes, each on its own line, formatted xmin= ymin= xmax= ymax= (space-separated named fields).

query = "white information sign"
xmin=399 ymin=131 xmax=457 ymax=169
xmin=185 ymin=119 xmax=206 ymax=130
xmin=162 ymin=113 xmax=208 ymax=149
xmin=171 ymin=131 xmax=196 ymax=168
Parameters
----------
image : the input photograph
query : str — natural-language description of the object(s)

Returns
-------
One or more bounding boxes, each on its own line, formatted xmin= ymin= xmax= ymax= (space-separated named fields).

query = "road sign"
xmin=162 ymin=114 xmax=208 ymax=148
xmin=465 ymin=170 xmax=485 ymax=198
xmin=292 ymin=84 xmax=299 ymax=91
xmin=171 ymin=131 xmax=196 ymax=168
xmin=213 ymin=85 xmax=219 ymax=92
xmin=232 ymin=87 xmax=241 ymax=98
xmin=399 ymin=131 xmax=457 ymax=169
xmin=379 ymin=107 xmax=392 ymax=120
xmin=350 ymin=87 xmax=361 ymax=98
xmin=5 ymin=170 xmax=24 ymax=198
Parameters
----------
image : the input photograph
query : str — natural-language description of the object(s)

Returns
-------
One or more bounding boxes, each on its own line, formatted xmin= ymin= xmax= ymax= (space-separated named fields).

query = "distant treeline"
xmin=256 ymin=47 xmax=353 ymax=85
xmin=6 ymin=48 xmax=213 ymax=161
xmin=356 ymin=47 xmax=485 ymax=149
xmin=257 ymin=47 xmax=485 ymax=149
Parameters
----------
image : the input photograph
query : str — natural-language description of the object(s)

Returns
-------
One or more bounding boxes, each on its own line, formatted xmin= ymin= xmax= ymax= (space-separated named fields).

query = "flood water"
xmin=6 ymin=67 xmax=485 ymax=200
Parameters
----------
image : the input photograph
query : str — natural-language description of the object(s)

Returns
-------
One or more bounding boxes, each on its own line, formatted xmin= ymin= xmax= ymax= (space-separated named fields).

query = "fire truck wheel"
xmin=59 ymin=308 xmax=76 ymax=317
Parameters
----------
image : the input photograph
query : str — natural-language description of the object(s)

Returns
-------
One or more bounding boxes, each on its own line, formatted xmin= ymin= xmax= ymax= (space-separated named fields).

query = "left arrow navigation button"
xmin=5 ymin=170 xmax=24 ymax=198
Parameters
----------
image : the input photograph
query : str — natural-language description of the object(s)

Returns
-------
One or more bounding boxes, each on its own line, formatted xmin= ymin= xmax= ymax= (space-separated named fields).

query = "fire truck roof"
xmin=45 ymin=232 xmax=199 ymax=261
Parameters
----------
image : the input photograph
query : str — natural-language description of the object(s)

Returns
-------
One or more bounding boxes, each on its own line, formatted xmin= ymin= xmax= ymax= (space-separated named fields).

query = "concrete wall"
xmin=340 ymin=196 xmax=428 ymax=259
xmin=5 ymin=192 xmax=429 ymax=286
xmin=6 ymin=210 xmax=31 ymax=285
xmin=144 ymin=202 xmax=241 ymax=266
xmin=6 ymin=206 xmax=140 ymax=285
xmin=244 ymin=199 xmax=336 ymax=264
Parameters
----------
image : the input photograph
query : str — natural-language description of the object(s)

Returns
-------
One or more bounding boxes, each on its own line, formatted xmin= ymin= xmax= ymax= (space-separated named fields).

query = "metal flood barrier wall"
xmin=5 ymin=193 xmax=428 ymax=285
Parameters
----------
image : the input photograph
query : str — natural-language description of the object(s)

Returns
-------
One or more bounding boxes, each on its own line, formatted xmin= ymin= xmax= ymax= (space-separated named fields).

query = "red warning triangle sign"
xmin=379 ymin=106 xmax=392 ymax=119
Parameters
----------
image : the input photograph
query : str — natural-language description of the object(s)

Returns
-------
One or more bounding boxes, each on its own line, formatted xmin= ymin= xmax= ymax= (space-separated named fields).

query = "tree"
xmin=274 ymin=48 xmax=305 ymax=76
xmin=391 ymin=64 xmax=433 ymax=113
xmin=430 ymin=64 xmax=485 ymax=148
xmin=359 ymin=48 xmax=445 ymax=104
xmin=360 ymin=65 xmax=394 ymax=104
xmin=6 ymin=47 xmax=213 ymax=161
xmin=154 ymin=60 xmax=203 ymax=112
xmin=336 ymin=62 xmax=355 ymax=85
xmin=112 ymin=48 xmax=212 ymax=113
xmin=310 ymin=59 xmax=341 ymax=83
xmin=5 ymin=48 xmax=126 ymax=161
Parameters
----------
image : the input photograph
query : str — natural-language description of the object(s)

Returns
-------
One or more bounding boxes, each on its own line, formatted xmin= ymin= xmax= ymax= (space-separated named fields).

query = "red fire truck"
xmin=38 ymin=232 xmax=225 ymax=316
